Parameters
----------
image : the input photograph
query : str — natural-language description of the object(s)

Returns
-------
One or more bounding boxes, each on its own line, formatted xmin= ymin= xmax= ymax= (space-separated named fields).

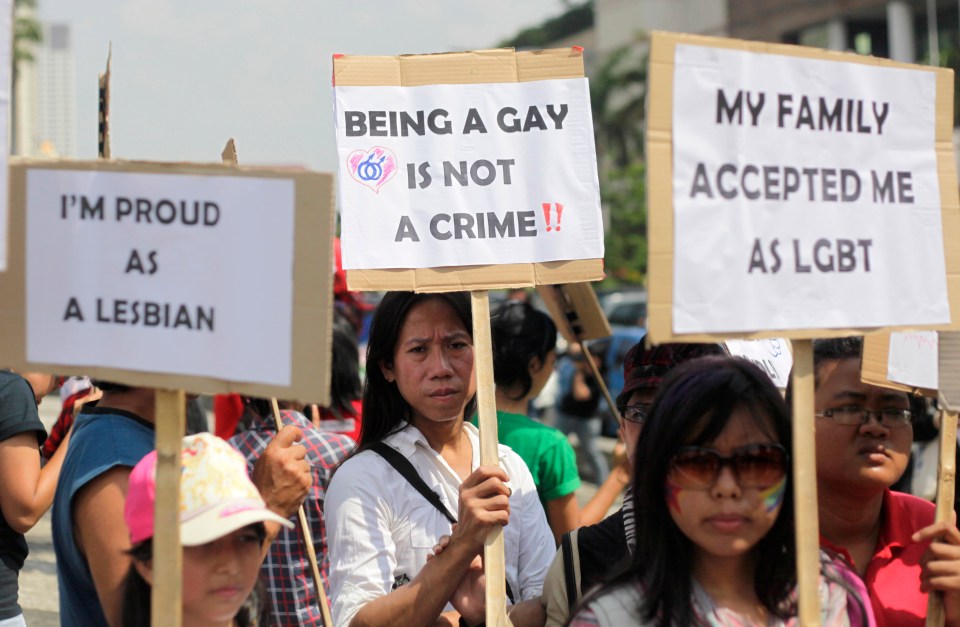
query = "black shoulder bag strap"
xmin=560 ymin=531 xmax=578 ymax=611
xmin=370 ymin=442 xmax=516 ymax=604
xmin=370 ymin=442 xmax=457 ymax=524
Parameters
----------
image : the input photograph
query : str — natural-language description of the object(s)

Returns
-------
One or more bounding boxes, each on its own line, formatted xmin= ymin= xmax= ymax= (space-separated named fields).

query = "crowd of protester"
xmin=4 ymin=288 xmax=960 ymax=626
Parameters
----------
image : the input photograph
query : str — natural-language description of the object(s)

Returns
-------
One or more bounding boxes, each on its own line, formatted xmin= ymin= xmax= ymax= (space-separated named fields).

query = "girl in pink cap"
xmin=120 ymin=432 xmax=293 ymax=627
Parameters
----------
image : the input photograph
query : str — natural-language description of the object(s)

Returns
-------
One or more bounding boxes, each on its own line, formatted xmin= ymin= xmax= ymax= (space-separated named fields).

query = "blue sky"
xmin=37 ymin=0 xmax=570 ymax=171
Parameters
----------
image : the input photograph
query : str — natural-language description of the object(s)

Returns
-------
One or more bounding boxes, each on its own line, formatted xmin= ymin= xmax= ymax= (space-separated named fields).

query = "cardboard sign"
xmin=537 ymin=283 xmax=612 ymax=342
xmin=334 ymin=48 xmax=604 ymax=292
xmin=724 ymin=339 xmax=792 ymax=389
xmin=647 ymin=32 xmax=960 ymax=342
xmin=861 ymin=332 xmax=937 ymax=397
xmin=887 ymin=331 xmax=939 ymax=390
xmin=939 ymin=332 xmax=960 ymax=410
xmin=0 ymin=159 xmax=335 ymax=404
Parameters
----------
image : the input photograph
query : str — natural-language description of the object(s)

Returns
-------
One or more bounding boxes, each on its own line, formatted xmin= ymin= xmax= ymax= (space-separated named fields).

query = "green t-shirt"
xmin=471 ymin=410 xmax=581 ymax=505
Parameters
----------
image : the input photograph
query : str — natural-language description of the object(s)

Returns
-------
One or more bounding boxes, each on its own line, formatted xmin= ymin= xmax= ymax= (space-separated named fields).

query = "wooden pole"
xmin=471 ymin=291 xmax=512 ymax=627
xmin=152 ymin=389 xmax=186 ymax=627
xmin=269 ymin=399 xmax=334 ymax=627
xmin=790 ymin=340 xmax=821 ymax=626
xmin=926 ymin=410 xmax=958 ymax=626
xmin=579 ymin=339 xmax=618 ymax=419
xmin=97 ymin=45 xmax=111 ymax=160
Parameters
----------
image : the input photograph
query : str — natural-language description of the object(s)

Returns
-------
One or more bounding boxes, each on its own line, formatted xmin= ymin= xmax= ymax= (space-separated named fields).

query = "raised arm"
xmin=328 ymin=463 xmax=511 ymax=627
xmin=0 ymin=427 xmax=72 ymax=532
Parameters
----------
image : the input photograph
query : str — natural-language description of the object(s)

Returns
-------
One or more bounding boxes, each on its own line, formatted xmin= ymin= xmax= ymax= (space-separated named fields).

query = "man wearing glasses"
xmin=813 ymin=337 xmax=960 ymax=626
xmin=541 ymin=341 xmax=724 ymax=626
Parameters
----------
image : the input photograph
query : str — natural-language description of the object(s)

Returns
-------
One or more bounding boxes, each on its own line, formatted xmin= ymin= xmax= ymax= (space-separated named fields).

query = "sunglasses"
xmin=668 ymin=443 xmax=788 ymax=490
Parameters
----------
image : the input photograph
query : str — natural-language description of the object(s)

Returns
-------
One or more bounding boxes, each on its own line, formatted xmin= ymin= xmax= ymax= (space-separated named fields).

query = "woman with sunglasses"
xmin=569 ymin=356 xmax=873 ymax=626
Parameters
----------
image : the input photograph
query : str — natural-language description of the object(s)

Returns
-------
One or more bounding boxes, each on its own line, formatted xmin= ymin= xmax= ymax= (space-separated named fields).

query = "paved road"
xmin=17 ymin=395 xmax=621 ymax=624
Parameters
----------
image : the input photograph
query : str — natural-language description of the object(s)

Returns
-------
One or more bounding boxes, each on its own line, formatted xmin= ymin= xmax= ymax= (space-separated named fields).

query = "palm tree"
xmin=13 ymin=0 xmax=41 ymax=81
xmin=11 ymin=0 xmax=41 ymax=154
xmin=590 ymin=43 xmax=647 ymax=168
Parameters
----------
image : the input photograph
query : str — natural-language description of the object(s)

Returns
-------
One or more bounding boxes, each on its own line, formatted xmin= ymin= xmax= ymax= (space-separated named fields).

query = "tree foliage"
xmin=602 ymin=161 xmax=647 ymax=284
xmin=590 ymin=43 xmax=648 ymax=286
xmin=14 ymin=0 xmax=41 ymax=80
xmin=498 ymin=1 xmax=593 ymax=49
xmin=591 ymin=45 xmax=647 ymax=168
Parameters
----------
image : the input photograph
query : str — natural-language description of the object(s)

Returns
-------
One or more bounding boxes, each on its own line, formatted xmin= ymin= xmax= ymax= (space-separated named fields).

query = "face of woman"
xmin=665 ymin=407 xmax=786 ymax=567
xmin=381 ymin=298 xmax=476 ymax=426
xmin=181 ymin=526 xmax=262 ymax=626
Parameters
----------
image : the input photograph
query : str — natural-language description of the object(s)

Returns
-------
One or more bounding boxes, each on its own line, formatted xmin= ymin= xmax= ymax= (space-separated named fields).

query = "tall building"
xmin=15 ymin=22 xmax=76 ymax=158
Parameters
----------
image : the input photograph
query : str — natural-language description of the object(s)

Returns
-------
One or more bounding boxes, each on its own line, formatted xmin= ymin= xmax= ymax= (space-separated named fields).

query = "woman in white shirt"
xmin=325 ymin=291 xmax=555 ymax=627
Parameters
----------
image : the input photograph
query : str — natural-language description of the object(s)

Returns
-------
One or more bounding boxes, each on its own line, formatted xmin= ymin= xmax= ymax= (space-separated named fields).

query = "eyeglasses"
xmin=668 ymin=443 xmax=788 ymax=490
xmin=814 ymin=406 xmax=913 ymax=428
xmin=620 ymin=403 xmax=651 ymax=424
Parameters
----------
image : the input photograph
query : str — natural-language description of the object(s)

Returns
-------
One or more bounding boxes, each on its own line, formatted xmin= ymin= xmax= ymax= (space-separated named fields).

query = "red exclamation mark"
xmin=555 ymin=203 xmax=563 ymax=231
xmin=542 ymin=202 xmax=552 ymax=231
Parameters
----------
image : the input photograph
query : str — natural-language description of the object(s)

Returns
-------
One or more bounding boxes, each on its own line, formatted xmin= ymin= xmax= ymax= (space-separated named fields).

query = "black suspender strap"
xmin=370 ymin=442 xmax=458 ymax=524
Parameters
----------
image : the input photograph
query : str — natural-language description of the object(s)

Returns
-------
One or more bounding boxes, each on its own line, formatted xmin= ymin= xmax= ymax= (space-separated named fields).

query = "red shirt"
xmin=821 ymin=489 xmax=935 ymax=626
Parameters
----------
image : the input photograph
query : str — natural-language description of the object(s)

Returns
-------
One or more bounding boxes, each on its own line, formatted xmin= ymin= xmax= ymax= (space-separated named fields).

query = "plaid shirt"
xmin=230 ymin=410 xmax=354 ymax=627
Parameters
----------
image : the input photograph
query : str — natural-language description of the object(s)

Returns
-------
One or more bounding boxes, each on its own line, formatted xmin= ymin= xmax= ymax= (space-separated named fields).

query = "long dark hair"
xmin=352 ymin=291 xmax=475 ymax=455
xmin=121 ymin=524 xmax=269 ymax=627
xmin=328 ymin=315 xmax=363 ymax=415
xmin=491 ymin=301 xmax=557 ymax=400
xmin=629 ymin=356 xmax=795 ymax=626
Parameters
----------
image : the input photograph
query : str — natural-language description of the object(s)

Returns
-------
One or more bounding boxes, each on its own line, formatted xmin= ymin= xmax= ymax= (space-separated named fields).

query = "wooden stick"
xmin=926 ymin=410 xmax=958 ymax=626
xmin=579 ymin=339 xmax=618 ymax=420
xmin=269 ymin=399 xmax=334 ymax=627
xmin=153 ymin=389 xmax=186 ymax=627
xmin=789 ymin=341 xmax=821 ymax=626
xmin=471 ymin=291 xmax=513 ymax=627
xmin=97 ymin=45 xmax=111 ymax=160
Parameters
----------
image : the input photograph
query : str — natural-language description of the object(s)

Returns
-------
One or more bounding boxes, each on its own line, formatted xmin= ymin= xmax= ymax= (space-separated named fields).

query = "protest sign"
xmin=724 ymin=338 xmax=792 ymax=389
xmin=647 ymin=32 xmax=960 ymax=343
xmin=861 ymin=332 xmax=938 ymax=397
xmin=888 ymin=331 xmax=939 ymax=390
xmin=334 ymin=47 xmax=603 ymax=625
xmin=941 ymin=332 xmax=960 ymax=411
xmin=0 ymin=159 xmax=334 ymax=404
xmin=646 ymin=31 xmax=960 ymax=625
xmin=334 ymin=48 xmax=603 ymax=292
xmin=538 ymin=283 xmax=611 ymax=343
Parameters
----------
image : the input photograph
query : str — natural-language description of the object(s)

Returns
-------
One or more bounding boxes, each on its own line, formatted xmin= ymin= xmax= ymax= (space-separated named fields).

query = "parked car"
xmin=600 ymin=289 xmax=647 ymax=329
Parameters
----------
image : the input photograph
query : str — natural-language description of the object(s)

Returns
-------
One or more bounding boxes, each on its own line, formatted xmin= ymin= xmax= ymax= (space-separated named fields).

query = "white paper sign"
xmin=888 ymin=331 xmax=939 ymax=389
xmin=725 ymin=338 xmax=792 ymax=388
xmin=672 ymin=44 xmax=948 ymax=333
xmin=26 ymin=170 xmax=295 ymax=385
xmin=334 ymin=79 xmax=603 ymax=269
xmin=0 ymin=1 xmax=12 ymax=271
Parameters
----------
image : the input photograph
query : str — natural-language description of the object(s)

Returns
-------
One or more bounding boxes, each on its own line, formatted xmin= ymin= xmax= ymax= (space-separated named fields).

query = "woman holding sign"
xmin=568 ymin=357 xmax=872 ymax=626
xmin=325 ymin=291 xmax=554 ymax=627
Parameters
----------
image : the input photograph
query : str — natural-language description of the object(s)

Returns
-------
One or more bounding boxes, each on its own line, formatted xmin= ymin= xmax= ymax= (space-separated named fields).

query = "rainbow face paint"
xmin=760 ymin=477 xmax=787 ymax=513
xmin=665 ymin=478 xmax=685 ymax=514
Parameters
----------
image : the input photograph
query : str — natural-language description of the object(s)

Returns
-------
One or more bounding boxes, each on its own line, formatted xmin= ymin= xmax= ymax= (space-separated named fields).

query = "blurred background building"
xmin=14 ymin=20 xmax=76 ymax=158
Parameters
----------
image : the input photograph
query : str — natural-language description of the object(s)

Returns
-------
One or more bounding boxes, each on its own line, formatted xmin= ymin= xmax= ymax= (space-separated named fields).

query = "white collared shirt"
xmin=325 ymin=422 xmax=555 ymax=626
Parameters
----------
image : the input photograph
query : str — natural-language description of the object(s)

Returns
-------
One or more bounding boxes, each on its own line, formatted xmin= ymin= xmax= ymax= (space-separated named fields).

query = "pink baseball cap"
xmin=124 ymin=433 xmax=293 ymax=546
